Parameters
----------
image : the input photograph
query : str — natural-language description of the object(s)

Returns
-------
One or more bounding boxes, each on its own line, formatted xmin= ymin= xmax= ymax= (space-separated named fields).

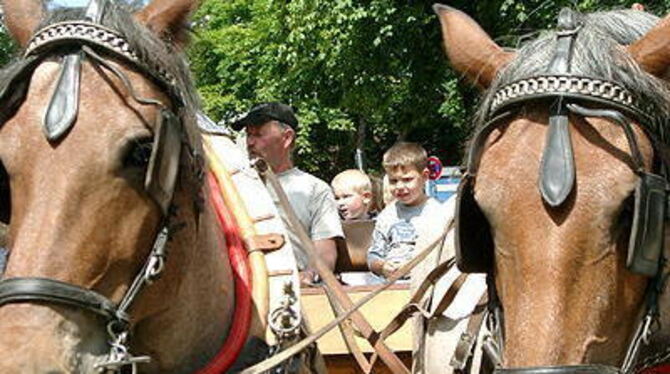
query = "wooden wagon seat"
xmin=335 ymin=219 xmax=375 ymax=272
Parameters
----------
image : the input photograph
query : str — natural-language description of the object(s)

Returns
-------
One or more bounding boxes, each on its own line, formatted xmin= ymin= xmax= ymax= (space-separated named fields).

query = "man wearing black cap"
xmin=232 ymin=102 xmax=343 ymax=286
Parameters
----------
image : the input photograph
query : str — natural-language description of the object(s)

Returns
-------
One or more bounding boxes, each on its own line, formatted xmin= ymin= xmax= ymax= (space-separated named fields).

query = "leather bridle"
xmin=455 ymin=8 xmax=670 ymax=374
xmin=0 ymin=0 xmax=197 ymax=372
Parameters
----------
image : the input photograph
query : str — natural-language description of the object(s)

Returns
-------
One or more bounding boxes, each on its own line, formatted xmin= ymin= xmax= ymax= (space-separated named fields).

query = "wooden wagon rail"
xmin=301 ymin=283 xmax=413 ymax=356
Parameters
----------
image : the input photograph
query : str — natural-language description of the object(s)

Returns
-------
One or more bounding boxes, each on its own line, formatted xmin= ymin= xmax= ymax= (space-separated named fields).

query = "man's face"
xmin=246 ymin=121 xmax=293 ymax=163
xmin=387 ymin=166 xmax=429 ymax=206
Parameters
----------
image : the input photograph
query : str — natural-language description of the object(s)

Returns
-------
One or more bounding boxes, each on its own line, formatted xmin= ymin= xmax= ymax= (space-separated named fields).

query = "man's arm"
xmin=299 ymin=238 xmax=337 ymax=286
xmin=314 ymin=238 xmax=338 ymax=271
xmin=307 ymin=181 xmax=342 ymax=274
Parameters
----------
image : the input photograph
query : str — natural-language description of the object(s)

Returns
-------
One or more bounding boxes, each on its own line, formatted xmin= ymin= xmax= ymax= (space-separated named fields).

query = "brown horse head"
xmin=436 ymin=5 xmax=670 ymax=370
xmin=0 ymin=0 xmax=239 ymax=372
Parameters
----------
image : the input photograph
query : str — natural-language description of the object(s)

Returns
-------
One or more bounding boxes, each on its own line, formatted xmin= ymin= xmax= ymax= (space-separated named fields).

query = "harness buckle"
xmin=96 ymin=330 xmax=151 ymax=374
xmin=269 ymin=281 xmax=302 ymax=341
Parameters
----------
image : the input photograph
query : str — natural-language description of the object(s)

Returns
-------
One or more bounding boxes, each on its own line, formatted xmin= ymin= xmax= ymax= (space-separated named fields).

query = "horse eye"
xmin=123 ymin=138 xmax=154 ymax=169
xmin=616 ymin=193 xmax=635 ymax=229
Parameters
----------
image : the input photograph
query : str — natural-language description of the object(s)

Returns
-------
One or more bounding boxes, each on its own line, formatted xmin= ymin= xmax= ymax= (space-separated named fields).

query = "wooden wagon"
xmin=206 ymin=131 xmax=474 ymax=374
xmin=302 ymin=220 xmax=414 ymax=373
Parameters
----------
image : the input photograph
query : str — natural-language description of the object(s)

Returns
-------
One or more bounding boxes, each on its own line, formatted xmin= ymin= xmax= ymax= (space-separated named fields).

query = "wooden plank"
xmin=301 ymin=283 xmax=413 ymax=355
xmin=323 ymin=352 xmax=413 ymax=374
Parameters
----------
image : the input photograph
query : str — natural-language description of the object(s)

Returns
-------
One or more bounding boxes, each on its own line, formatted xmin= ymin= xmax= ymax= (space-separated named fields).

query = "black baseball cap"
xmin=231 ymin=102 xmax=299 ymax=131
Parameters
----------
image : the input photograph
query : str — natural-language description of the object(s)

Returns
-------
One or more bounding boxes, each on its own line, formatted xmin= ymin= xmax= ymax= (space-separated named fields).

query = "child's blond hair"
xmin=382 ymin=142 xmax=428 ymax=173
xmin=331 ymin=169 xmax=372 ymax=195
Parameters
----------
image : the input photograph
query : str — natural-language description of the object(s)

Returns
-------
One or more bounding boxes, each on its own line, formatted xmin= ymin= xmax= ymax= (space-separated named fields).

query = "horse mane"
xmin=0 ymin=3 xmax=202 ymax=154
xmin=474 ymin=9 xmax=670 ymax=131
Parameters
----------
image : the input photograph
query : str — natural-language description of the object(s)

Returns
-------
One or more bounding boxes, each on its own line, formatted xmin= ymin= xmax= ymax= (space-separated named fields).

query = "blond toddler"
xmin=331 ymin=169 xmax=374 ymax=221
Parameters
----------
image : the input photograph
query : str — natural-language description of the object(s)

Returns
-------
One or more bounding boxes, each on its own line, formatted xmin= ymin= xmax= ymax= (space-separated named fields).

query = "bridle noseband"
xmin=0 ymin=0 xmax=194 ymax=372
xmin=455 ymin=8 xmax=669 ymax=374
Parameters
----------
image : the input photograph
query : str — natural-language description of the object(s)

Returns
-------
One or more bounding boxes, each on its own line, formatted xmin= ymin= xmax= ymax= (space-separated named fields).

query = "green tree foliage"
xmin=190 ymin=0 xmax=670 ymax=179
xmin=0 ymin=12 xmax=16 ymax=67
xmin=0 ymin=31 xmax=15 ymax=67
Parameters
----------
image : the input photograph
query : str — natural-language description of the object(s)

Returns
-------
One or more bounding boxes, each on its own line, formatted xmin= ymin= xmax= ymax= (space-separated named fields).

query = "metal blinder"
xmin=565 ymin=104 xmax=668 ymax=278
xmin=628 ymin=172 xmax=667 ymax=276
xmin=455 ymin=175 xmax=494 ymax=273
xmin=145 ymin=109 xmax=182 ymax=215
xmin=454 ymin=110 xmax=513 ymax=274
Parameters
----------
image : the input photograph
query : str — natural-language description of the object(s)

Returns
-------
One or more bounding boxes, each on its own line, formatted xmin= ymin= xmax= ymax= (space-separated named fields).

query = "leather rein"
xmin=0 ymin=1 xmax=197 ymax=372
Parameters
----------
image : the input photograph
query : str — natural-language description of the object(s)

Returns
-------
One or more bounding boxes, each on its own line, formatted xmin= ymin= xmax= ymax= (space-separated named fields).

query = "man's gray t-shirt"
xmin=277 ymin=168 xmax=343 ymax=269
xmin=367 ymin=198 xmax=446 ymax=271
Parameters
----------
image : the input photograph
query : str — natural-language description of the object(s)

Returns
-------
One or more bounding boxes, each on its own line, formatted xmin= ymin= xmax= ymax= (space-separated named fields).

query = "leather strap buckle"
xmin=246 ymin=233 xmax=285 ymax=253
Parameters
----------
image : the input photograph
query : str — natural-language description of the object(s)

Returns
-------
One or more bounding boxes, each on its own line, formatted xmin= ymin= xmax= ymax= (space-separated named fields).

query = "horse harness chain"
xmin=0 ymin=0 xmax=197 ymax=372
xmin=455 ymin=8 xmax=670 ymax=374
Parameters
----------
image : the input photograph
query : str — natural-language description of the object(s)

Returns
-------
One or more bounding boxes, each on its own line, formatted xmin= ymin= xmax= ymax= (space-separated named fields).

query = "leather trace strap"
xmin=450 ymin=294 xmax=488 ymax=371
xmin=369 ymin=254 xmax=461 ymax=367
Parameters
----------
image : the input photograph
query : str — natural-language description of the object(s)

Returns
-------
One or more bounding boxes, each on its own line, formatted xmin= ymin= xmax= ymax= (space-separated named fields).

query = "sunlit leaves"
xmin=188 ymin=0 xmax=670 ymax=179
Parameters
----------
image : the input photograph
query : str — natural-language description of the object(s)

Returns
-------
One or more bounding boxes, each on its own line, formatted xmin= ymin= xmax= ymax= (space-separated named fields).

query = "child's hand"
xmin=381 ymin=260 xmax=402 ymax=278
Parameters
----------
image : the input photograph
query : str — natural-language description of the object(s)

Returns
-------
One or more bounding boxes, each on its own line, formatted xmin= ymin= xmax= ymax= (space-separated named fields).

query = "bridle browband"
xmin=0 ymin=0 xmax=194 ymax=372
xmin=456 ymin=8 xmax=670 ymax=374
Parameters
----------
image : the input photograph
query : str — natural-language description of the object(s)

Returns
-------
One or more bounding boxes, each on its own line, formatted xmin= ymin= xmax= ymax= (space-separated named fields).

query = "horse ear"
xmin=1 ymin=0 xmax=44 ymax=47
xmin=628 ymin=14 xmax=670 ymax=78
xmin=134 ymin=0 xmax=200 ymax=47
xmin=433 ymin=4 xmax=515 ymax=89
